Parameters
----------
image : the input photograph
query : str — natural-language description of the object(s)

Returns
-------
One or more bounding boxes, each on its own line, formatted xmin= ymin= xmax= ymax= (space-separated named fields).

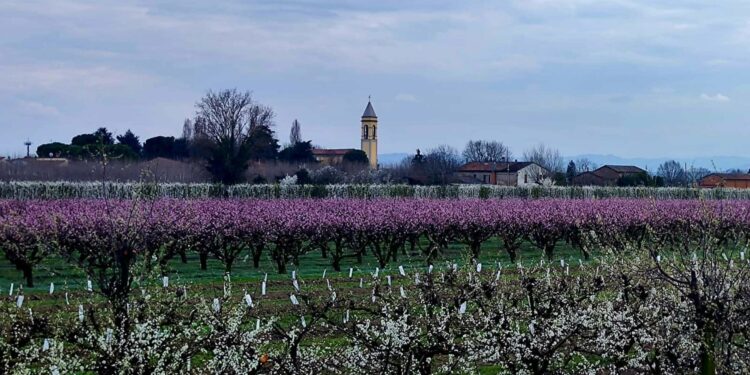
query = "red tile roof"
xmin=312 ymin=148 xmax=355 ymax=156
xmin=701 ymin=173 xmax=750 ymax=181
xmin=599 ymin=165 xmax=646 ymax=174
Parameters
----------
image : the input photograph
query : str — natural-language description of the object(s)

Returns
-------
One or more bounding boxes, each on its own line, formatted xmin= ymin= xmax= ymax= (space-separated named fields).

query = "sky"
xmin=1 ymin=0 xmax=750 ymax=159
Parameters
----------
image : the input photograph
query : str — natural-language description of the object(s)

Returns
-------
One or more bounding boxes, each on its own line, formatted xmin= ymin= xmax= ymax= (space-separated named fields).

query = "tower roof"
xmin=362 ymin=101 xmax=377 ymax=118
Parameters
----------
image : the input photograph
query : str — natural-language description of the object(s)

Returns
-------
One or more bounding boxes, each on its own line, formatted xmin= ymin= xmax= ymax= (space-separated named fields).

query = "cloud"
xmin=15 ymin=100 xmax=61 ymax=117
xmin=700 ymin=93 xmax=730 ymax=102
xmin=395 ymin=93 xmax=417 ymax=102
xmin=1 ymin=0 xmax=750 ymax=157
xmin=0 ymin=65 xmax=155 ymax=93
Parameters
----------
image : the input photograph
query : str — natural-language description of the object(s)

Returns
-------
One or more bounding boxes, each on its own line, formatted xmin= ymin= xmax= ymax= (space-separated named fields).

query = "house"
xmin=699 ymin=173 xmax=750 ymax=189
xmin=572 ymin=165 xmax=647 ymax=186
xmin=455 ymin=161 xmax=551 ymax=186
xmin=312 ymin=148 xmax=356 ymax=166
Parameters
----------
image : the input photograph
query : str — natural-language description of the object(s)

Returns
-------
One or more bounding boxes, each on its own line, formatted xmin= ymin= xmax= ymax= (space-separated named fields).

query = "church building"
xmin=312 ymin=100 xmax=379 ymax=169
xmin=360 ymin=100 xmax=378 ymax=169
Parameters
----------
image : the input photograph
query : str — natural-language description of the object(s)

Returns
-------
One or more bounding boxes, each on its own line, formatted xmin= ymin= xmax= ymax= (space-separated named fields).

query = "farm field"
xmin=1 ymin=198 xmax=749 ymax=374
xmin=0 ymin=238 xmax=579 ymax=294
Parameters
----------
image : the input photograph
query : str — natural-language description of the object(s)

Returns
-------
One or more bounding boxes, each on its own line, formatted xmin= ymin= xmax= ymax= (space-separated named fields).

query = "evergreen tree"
xmin=279 ymin=141 xmax=315 ymax=163
xmin=143 ymin=136 xmax=176 ymax=159
xmin=116 ymin=129 xmax=142 ymax=155
xmin=412 ymin=149 xmax=425 ymax=165
xmin=247 ymin=125 xmax=280 ymax=160
xmin=566 ymin=160 xmax=577 ymax=184
xmin=93 ymin=127 xmax=114 ymax=145
xmin=36 ymin=143 xmax=70 ymax=158
xmin=71 ymin=133 xmax=99 ymax=147
xmin=343 ymin=149 xmax=369 ymax=164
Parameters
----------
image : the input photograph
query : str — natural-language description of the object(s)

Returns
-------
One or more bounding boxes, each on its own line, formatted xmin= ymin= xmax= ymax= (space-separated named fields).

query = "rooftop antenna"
xmin=24 ymin=139 xmax=32 ymax=158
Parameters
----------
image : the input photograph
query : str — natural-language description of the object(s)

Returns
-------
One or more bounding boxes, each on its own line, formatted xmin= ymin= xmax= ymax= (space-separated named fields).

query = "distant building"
xmin=360 ymin=100 xmax=378 ymax=169
xmin=9 ymin=157 xmax=70 ymax=166
xmin=312 ymin=100 xmax=379 ymax=169
xmin=456 ymin=161 xmax=551 ymax=186
xmin=572 ymin=165 xmax=647 ymax=186
xmin=312 ymin=148 xmax=356 ymax=166
xmin=699 ymin=173 xmax=750 ymax=189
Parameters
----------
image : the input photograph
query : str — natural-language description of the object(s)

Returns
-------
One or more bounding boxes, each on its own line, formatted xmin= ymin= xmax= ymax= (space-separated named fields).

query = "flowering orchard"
xmin=1 ymin=198 xmax=750 ymax=374
xmin=4 ymin=181 xmax=750 ymax=200
xmin=2 ymin=253 xmax=749 ymax=374
xmin=3 ymin=198 xmax=750 ymax=286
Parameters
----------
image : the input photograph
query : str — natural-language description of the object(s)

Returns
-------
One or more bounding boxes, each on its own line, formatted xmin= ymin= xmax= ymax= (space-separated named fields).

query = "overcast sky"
xmin=1 ymin=0 xmax=749 ymax=158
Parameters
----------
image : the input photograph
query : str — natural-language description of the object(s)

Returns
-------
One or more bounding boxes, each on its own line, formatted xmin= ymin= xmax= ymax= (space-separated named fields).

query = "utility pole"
xmin=24 ymin=140 xmax=32 ymax=158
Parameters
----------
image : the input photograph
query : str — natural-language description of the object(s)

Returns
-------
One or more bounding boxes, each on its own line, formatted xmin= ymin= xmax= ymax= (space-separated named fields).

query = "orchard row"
xmin=3 ymin=251 xmax=749 ymax=374
xmin=2 ymin=198 xmax=750 ymax=287
xmin=4 ymin=181 xmax=750 ymax=200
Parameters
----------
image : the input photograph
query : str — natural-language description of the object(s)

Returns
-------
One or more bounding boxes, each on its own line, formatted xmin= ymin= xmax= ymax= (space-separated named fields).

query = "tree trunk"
xmin=179 ymin=250 xmax=187 ymax=264
xmin=277 ymin=258 xmax=287 ymax=274
xmin=331 ymin=241 xmax=343 ymax=271
xmin=700 ymin=331 xmax=716 ymax=375
xmin=544 ymin=243 xmax=555 ymax=261
xmin=418 ymin=358 xmax=432 ymax=375
xmin=505 ymin=245 xmax=518 ymax=263
xmin=199 ymin=252 xmax=208 ymax=270
xmin=22 ymin=264 xmax=34 ymax=288
xmin=470 ymin=241 xmax=481 ymax=260
xmin=580 ymin=247 xmax=590 ymax=261
xmin=224 ymin=258 xmax=233 ymax=273
xmin=112 ymin=249 xmax=134 ymax=330
xmin=252 ymin=250 xmax=262 ymax=268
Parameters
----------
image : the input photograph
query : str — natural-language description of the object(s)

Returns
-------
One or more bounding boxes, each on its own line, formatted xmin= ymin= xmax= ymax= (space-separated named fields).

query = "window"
xmin=372 ymin=127 xmax=376 ymax=138
xmin=363 ymin=126 xmax=368 ymax=139
xmin=524 ymin=174 xmax=528 ymax=184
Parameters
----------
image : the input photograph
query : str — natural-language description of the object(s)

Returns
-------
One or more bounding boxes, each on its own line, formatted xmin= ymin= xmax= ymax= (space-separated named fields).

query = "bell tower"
xmin=360 ymin=98 xmax=378 ymax=169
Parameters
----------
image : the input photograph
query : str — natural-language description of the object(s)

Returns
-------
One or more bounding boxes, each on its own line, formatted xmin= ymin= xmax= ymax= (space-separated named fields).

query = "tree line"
xmin=35 ymin=89 xmax=369 ymax=184
xmin=32 ymin=88 xmax=743 ymax=187
xmin=409 ymin=139 xmax=736 ymax=187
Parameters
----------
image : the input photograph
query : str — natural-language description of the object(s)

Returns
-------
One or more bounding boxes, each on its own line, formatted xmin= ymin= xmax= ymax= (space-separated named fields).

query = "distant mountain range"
xmin=379 ymin=152 xmax=750 ymax=172
xmin=566 ymin=154 xmax=750 ymax=173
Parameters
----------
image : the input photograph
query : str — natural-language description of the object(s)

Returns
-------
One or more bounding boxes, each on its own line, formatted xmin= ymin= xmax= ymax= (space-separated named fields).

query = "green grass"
xmin=0 ymin=238 xmax=586 ymax=294
xmin=0 ymin=239 xmax=629 ymax=373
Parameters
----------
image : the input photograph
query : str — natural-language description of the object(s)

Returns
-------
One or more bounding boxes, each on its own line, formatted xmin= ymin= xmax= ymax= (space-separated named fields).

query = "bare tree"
xmin=290 ymin=119 xmax=302 ymax=145
xmin=194 ymin=89 xmax=275 ymax=184
xmin=462 ymin=140 xmax=511 ymax=163
xmin=657 ymin=160 xmax=686 ymax=186
xmin=685 ymin=166 xmax=711 ymax=186
xmin=522 ymin=144 xmax=563 ymax=185
xmin=423 ymin=145 xmax=461 ymax=185
xmin=575 ymin=158 xmax=598 ymax=173
xmin=523 ymin=143 xmax=564 ymax=174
